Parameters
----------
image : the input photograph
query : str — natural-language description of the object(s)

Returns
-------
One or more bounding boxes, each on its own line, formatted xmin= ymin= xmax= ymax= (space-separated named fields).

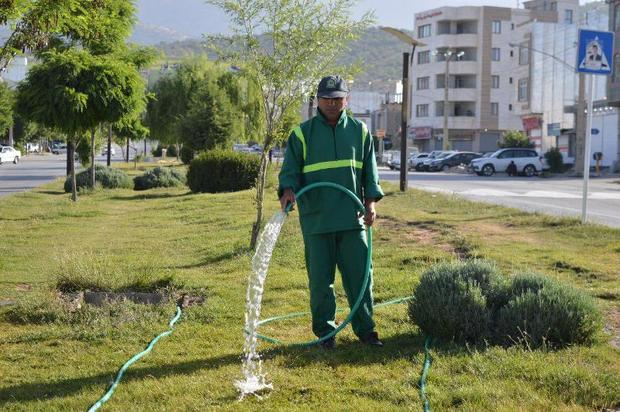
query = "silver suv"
xmin=471 ymin=148 xmax=545 ymax=177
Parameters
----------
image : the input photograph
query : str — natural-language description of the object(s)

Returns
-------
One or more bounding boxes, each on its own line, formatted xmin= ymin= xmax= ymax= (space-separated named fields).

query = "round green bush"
xmin=152 ymin=144 xmax=163 ymax=157
xmin=187 ymin=149 xmax=260 ymax=193
xmin=544 ymin=147 xmax=564 ymax=173
xmin=63 ymin=165 xmax=132 ymax=192
xmin=133 ymin=167 xmax=186 ymax=191
xmin=180 ymin=145 xmax=195 ymax=165
xmin=409 ymin=261 xmax=502 ymax=343
xmin=496 ymin=273 xmax=602 ymax=348
xmin=167 ymin=145 xmax=178 ymax=157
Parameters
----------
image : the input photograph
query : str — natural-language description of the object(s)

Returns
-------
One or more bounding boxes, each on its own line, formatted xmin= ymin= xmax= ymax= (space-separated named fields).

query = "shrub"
xmin=152 ymin=143 xmax=163 ymax=157
xmin=409 ymin=261 xmax=503 ymax=343
xmin=63 ymin=165 xmax=132 ymax=192
xmin=167 ymin=144 xmax=178 ymax=157
xmin=133 ymin=166 xmax=186 ymax=191
xmin=180 ymin=145 xmax=195 ymax=165
xmin=544 ymin=147 xmax=564 ymax=173
xmin=496 ymin=273 xmax=602 ymax=348
xmin=187 ymin=149 xmax=260 ymax=193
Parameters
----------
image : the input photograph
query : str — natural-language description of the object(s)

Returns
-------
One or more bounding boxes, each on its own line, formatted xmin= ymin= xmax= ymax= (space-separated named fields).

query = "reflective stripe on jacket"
xmin=278 ymin=109 xmax=384 ymax=235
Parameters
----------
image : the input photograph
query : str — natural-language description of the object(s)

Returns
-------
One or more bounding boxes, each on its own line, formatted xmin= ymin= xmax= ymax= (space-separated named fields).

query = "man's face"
xmin=318 ymin=97 xmax=347 ymax=122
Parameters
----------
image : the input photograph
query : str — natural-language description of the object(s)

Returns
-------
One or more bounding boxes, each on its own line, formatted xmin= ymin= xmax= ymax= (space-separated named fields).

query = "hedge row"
xmin=409 ymin=261 xmax=602 ymax=348
xmin=187 ymin=149 xmax=260 ymax=193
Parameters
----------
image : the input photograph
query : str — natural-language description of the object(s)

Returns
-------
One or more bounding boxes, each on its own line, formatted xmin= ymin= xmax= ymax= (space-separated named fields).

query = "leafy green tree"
xmin=499 ymin=130 xmax=535 ymax=149
xmin=207 ymin=0 xmax=373 ymax=249
xmin=15 ymin=49 xmax=146 ymax=200
xmin=0 ymin=0 xmax=136 ymax=68
xmin=179 ymin=80 xmax=234 ymax=151
xmin=0 ymin=82 xmax=13 ymax=137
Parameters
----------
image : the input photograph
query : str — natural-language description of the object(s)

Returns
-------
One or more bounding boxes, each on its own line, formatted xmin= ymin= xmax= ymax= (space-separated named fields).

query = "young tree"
xmin=207 ymin=0 xmax=373 ymax=249
xmin=15 ymin=49 xmax=145 ymax=200
xmin=499 ymin=130 xmax=535 ymax=149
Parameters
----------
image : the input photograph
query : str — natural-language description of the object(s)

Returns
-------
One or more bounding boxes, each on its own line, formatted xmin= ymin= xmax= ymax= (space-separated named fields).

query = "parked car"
xmin=26 ymin=142 xmax=40 ymax=153
xmin=470 ymin=148 xmax=545 ymax=177
xmin=389 ymin=150 xmax=420 ymax=170
xmin=0 ymin=145 xmax=21 ymax=164
xmin=419 ymin=151 xmax=456 ymax=171
xmin=408 ymin=152 xmax=429 ymax=170
xmin=51 ymin=143 xmax=67 ymax=154
xmin=428 ymin=151 xmax=482 ymax=172
xmin=414 ymin=150 xmax=442 ymax=171
xmin=101 ymin=146 xmax=116 ymax=156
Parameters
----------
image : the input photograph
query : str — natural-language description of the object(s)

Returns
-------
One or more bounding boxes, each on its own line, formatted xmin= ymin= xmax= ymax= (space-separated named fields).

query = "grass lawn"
xmin=1 ymin=165 xmax=619 ymax=411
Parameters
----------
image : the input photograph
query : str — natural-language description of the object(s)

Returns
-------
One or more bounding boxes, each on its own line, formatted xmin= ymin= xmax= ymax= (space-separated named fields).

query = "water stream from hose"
xmin=235 ymin=210 xmax=286 ymax=398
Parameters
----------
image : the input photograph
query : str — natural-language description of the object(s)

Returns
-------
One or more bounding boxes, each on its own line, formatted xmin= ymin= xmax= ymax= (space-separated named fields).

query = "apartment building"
xmin=409 ymin=2 xmax=578 ymax=153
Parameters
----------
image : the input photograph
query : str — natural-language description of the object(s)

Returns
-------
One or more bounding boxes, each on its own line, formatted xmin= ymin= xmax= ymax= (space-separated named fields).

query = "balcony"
xmin=436 ymin=74 xmax=477 ymax=89
xmin=436 ymin=20 xmax=478 ymax=35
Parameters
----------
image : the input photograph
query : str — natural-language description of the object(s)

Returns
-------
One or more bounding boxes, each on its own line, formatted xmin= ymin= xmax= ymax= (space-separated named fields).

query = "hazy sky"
xmin=136 ymin=0 xmax=595 ymax=38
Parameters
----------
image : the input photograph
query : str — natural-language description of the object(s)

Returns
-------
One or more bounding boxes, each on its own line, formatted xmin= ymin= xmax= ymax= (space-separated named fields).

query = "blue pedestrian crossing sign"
xmin=577 ymin=29 xmax=614 ymax=75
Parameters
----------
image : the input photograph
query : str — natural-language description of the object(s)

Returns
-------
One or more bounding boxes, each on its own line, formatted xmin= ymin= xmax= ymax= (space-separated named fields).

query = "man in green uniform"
xmin=278 ymin=75 xmax=384 ymax=349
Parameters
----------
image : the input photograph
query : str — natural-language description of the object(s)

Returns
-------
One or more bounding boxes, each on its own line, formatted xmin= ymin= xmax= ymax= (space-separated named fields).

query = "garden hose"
xmin=87 ymin=305 xmax=183 ymax=412
xmin=88 ymin=182 xmax=434 ymax=411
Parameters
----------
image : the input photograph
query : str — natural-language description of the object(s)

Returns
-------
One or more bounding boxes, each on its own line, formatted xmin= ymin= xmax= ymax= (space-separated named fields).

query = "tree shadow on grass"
xmin=0 ymin=352 xmax=243 ymax=406
xmin=108 ymin=192 xmax=192 ymax=201
xmin=35 ymin=190 xmax=66 ymax=195
xmin=0 ymin=331 xmax=471 ymax=407
xmin=170 ymin=246 xmax=251 ymax=269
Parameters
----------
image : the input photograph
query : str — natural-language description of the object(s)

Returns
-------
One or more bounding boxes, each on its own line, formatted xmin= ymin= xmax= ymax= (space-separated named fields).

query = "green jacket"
xmin=278 ymin=109 xmax=384 ymax=235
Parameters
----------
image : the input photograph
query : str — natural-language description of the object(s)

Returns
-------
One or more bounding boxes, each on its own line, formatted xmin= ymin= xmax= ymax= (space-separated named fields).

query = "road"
xmin=379 ymin=168 xmax=620 ymax=228
xmin=0 ymin=150 xmax=126 ymax=197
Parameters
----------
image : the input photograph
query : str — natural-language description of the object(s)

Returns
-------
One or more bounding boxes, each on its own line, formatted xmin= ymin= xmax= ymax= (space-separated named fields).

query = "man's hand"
xmin=364 ymin=198 xmax=376 ymax=226
xmin=280 ymin=187 xmax=296 ymax=211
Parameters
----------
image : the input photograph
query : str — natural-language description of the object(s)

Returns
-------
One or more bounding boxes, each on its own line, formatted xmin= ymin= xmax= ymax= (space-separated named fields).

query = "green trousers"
xmin=302 ymin=229 xmax=375 ymax=339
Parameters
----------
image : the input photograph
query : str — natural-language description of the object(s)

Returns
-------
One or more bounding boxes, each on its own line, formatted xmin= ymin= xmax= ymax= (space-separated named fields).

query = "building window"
xmin=615 ymin=5 xmax=620 ymax=32
xmin=492 ymin=20 xmax=501 ymax=34
xmin=550 ymin=2 xmax=557 ymax=11
xmin=435 ymin=101 xmax=444 ymax=116
xmin=508 ymin=104 xmax=513 ymax=111
xmin=492 ymin=48 xmax=500 ymax=61
xmin=519 ymin=43 xmax=529 ymax=65
xmin=518 ymin=78 xmax=528 ymax=101
xmin=492 ymin=75 xmax=500 ymax=88
xmin=418 ymin=24 xmax=431 ymax=38
xmin=511 ymin=23 xmax=515 ymax=30
xmin=418 ymin=50 xmax=430 ymax=64
xmin=491 ymin=102 xmax=499 ymax=116
xmin=565 ymin=9 xmax=573 ymax=24
xmin=417 ymin=76 xmax=430 ymax=90
xmin=416 ymin=104 xmax=429 ymax=117
xmin=509 ymin=77 xmax=513 ymax=84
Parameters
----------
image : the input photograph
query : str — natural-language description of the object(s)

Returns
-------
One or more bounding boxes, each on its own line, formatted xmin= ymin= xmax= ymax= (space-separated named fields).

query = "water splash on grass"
xmin=235 ymin=211 xmax=286 ymax=399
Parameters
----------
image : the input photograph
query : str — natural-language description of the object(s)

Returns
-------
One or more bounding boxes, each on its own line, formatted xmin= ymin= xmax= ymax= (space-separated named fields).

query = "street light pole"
xmin=380 ymin=27 xmax=426 ymax=192
xmin=400 ymin=52 xmax=410 ymax=191
xmin=443 ymin=51 xmax=451 ymax=151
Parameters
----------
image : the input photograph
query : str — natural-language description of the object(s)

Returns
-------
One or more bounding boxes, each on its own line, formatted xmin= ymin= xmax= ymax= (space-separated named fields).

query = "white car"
xmin=470 ymin=148 xmax=545 ymax=177
xmin=0 ymin=145 xmax=21 ymax=164
xmin=408 ymin=152 xmax=429 ymax=170
xmin=101 ymin=146 xmax=116 ymax=156
xmin=51 ymin=143 xmax=67 ymax=154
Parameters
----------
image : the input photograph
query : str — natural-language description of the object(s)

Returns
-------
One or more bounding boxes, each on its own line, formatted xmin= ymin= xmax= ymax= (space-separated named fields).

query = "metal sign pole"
xmin=581 ymin=74 xmax=594 ymax=224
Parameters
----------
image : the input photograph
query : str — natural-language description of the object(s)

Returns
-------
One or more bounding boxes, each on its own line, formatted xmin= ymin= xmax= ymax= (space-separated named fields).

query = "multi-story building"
xmin=409 ymin=2 xmax=579 ymax=153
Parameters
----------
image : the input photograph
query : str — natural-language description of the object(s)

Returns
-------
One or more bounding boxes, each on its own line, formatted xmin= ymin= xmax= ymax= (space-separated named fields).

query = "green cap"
xmin=317 ymin=75 xmax=349 ymax=98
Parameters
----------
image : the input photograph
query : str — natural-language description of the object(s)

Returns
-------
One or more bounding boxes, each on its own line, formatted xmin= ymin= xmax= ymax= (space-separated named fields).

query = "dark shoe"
xmin=319 ymin=336 xmax=336 ymax=350
xmin=360 ymin=331 xmax=383 ymax=347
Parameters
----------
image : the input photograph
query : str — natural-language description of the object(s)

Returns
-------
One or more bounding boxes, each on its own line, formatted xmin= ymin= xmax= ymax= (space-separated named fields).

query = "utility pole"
xmin=443 ymin=51 xmax=451 ymax=151
xmin=307 ymin=95 xmax=314 ymax=120
xmin=400 ymin=52 xmax=410 ymax=191
xmin=380 ymin=27 xmax=426 ymax=192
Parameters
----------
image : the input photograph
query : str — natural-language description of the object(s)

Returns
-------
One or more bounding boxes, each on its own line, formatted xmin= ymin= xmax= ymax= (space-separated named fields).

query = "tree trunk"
xmin=250 ymin=149 xmax=269 ymax=250
xmin=90 ymin=129 xmax=96 ymax=188
xmin=107 ymin=124 xmax=112 ymax=166
xmin=69 ymin=139 xmax=77 ymax=201
xmin=66 ymin=142 xmax=71 ymax=175
xmin=126 ymin=137 xmax=130 ymax=163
